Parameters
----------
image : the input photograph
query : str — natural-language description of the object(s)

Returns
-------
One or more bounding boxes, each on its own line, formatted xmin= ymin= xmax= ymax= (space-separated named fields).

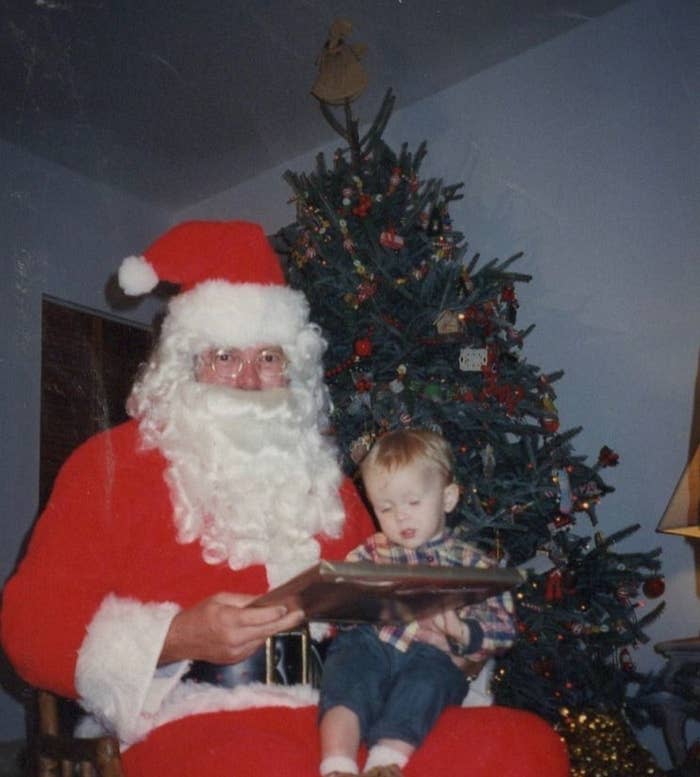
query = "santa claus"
xmin=1 ymin=221 xmax=569 ymax=777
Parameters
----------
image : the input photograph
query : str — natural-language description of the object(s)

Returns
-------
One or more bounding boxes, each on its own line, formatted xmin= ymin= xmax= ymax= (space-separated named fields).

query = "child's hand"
xmin=415 ymin=609 xmax=470 ymax=668
xmin=431 ymin=609 xmax=467 ymax=643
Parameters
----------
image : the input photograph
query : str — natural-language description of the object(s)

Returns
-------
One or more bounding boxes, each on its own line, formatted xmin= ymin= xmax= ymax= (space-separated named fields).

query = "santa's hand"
xmin=158 ymin=591 xmax=304 ymax=666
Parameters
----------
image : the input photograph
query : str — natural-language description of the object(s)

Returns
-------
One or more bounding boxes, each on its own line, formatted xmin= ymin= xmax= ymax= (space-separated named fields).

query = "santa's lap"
xmin=121 ymin=705 xmax=569 ymax=776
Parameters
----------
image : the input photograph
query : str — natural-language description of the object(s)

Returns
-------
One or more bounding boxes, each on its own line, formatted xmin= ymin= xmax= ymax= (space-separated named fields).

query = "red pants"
xmin=122 ymin=705 xmax=570 ymax=776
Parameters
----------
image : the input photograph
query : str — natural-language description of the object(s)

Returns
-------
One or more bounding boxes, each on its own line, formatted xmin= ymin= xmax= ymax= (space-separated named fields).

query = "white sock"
xmin=364 ymin=744 xmax=409 ymax=771
xmin=320 ymin=754 xmax=359 ymax=775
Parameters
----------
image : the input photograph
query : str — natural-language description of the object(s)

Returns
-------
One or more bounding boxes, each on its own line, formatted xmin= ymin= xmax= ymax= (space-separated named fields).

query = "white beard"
xmin=146 ymin=381 xmax=346 ymax=588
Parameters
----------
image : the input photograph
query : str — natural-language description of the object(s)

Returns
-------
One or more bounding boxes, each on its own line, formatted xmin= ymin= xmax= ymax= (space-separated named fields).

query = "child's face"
xmin=363 ymin=458 xmax=459 ymax=549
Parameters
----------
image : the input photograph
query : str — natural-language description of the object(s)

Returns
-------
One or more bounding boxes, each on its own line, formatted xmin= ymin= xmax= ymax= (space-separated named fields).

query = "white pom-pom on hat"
xmin=118 ymin=255 xmax=159 ymax=296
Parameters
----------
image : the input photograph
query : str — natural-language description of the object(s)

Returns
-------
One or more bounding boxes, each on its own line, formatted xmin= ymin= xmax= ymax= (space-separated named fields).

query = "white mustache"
xmin=179 ymin=382 xmax=294 ymax=420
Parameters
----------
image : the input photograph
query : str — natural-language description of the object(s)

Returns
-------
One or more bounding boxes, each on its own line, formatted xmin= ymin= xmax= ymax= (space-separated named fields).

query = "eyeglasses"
xmin=200 ymin=347 xmax=288 ymax=380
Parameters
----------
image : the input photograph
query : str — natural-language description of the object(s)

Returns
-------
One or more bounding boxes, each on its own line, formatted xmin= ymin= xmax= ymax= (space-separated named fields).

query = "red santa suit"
xmin=2 ymin=419 xmax=373 ymax=738
xmin=0 ymin=221 xmax=569 ymax=777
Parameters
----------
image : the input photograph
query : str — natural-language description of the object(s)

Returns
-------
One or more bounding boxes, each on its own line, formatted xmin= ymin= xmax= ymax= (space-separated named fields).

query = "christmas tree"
xmin=277 ymin=89 xmax=665 ymax=771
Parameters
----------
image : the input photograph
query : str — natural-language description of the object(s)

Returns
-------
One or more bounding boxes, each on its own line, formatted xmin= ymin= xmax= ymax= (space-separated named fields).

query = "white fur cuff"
xmin=75 ymin=594 xmax=182 ymax=742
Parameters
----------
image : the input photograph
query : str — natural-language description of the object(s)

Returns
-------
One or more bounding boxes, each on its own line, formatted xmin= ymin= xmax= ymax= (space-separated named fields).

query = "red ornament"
xmin=356 ymin=280 xmax=377 ymax=302
xmin=461 ymin=307 xmax=475 ymax=322
xmin=545 ymin=569 xmax=564 ymax=602
xmin=379 ymin=227 xmax=405 ymax=250
xmin=597 ymin=445 xmax=620 ymax=467
xmin=352 ymin=193 xmax=372 ymax=217
xmin=500 ymin=285 xmax=516 ymax=303
xmin=552 ymin=513 xmax=573 ymax=529
xmin=540 ymin=395 xmax=559 ymax=433
xmin=354 ymin=338 xmax=373 ymax=358
xmin=387 ymin=166 xmax=402 ymax=193
xmin=483 ymin=497 xmax=497 ymax=514
xmin=642 ymin=576 xmax=665 ymax=599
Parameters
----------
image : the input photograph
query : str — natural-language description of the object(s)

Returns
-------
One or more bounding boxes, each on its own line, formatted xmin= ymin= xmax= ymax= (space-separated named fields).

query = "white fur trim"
xmin=76 ymin=679 xmax=319 ymax=748
xmin=75 ymin=594 xmax=182 ymax=742
xmin=166 ymin=281 xmax=309 ymax=349
xmin=119 ymin=255 xmax=159 ymax=296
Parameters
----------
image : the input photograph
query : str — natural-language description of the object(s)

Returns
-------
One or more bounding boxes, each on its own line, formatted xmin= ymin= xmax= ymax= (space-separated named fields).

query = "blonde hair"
xmin=360 ymin=429 xmax=455 ymax=484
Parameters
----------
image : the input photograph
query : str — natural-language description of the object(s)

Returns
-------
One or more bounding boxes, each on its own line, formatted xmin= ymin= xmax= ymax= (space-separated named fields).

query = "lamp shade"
xmin=656 ymin=443 xmax=700 ymax=538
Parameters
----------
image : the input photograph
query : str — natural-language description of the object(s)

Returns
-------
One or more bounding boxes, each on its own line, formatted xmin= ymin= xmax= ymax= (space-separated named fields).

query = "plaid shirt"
xmin=346 ymin=530 xmax=516 ymax=660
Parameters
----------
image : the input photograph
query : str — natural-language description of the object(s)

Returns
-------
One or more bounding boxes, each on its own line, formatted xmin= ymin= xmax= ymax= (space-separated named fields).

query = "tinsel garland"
xmin=555 ymin=708 xmax=664 ymax=776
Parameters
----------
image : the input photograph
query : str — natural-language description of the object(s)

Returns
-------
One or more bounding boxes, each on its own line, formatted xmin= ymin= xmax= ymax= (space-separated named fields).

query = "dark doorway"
xmin=39 ymin=296 xmax=153 ymax=512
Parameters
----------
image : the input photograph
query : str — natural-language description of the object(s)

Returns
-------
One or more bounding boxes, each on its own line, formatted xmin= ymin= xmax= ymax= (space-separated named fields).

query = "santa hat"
xmin=118 ymin=220 xmax=310 ymax=348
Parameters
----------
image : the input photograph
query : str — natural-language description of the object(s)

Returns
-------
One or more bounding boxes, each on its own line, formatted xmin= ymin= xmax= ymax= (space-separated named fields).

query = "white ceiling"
xmin=2 ymin=0 xmax=631 ymax=209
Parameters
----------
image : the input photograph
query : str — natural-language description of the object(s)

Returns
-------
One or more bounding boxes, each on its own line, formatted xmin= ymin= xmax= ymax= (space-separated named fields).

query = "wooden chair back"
xmin=33 ymin=690 xmax=123 ymax=777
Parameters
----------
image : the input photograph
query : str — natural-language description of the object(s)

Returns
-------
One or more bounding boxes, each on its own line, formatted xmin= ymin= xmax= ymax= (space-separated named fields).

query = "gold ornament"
xmin=434 ymin=309 xmax=463 ymax=335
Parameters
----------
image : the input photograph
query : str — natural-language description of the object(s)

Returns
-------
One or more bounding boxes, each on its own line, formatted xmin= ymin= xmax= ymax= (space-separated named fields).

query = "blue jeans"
xmin=319 ymin=625 xmax=469 ymax=747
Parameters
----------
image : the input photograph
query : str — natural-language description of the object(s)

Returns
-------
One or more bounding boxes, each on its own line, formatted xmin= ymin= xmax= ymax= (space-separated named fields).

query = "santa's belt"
xmin=183 ymin=631 xmax=317 ymax=688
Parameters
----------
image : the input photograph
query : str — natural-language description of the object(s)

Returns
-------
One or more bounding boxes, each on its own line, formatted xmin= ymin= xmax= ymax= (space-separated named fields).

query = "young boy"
xmin=318 ymin=429 xmax=516 ymax=777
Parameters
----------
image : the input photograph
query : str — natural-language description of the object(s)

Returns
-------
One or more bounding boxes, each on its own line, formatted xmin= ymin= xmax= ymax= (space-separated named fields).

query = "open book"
xmin=250 ymin=560 xmax=523 ymax=624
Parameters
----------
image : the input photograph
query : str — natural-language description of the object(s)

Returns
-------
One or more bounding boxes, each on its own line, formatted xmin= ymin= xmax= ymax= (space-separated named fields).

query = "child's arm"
xmin=423 ymin=541 xmax=517 ymax=663
xmin=448 ymin=591 xmax=516 ymax=662
xmin=448 ymin=541 xmax=517 ymax=661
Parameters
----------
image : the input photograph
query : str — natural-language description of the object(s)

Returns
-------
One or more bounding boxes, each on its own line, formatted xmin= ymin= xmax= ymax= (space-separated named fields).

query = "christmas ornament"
xmin=597 ymin=445 xmax=620 ymax=467
xmin=541 ymin=395 xmax=560 ymax=433
xmin=352 ymin=372 xmax=373 ymax=392
xmin=550 ymin=513 xmax=574 ymax=530
xmin=619 ymin=647 xmax=635 ymax=672
xmin=423 ymin=383 xmax=442 ymax=401
xmin=500 ymin=284 xmax=519 ymax=324
xmin=642 ymin=576 xmax=665 ymax=599
xmin=379 ymin=227 xmax=405 ymax=250
xmin=435 ymin=310 xmax=462 ymax=335
xmin=459 ymin=346 xmax=488 ymax=372
xmin=387 ymin=166 xmax=402 ymax=194
xmin=352 ymin=193 xmax=372 ymax=217
xmin=545 ymin=568 xmax=564 ymax=602
xmin=353 ymin=337 xmax=373 ymax=357
xmin=412 ymin=261 xmax=429 ymax=281
xmin=356 ymin=279 xmax=377 ymax=302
